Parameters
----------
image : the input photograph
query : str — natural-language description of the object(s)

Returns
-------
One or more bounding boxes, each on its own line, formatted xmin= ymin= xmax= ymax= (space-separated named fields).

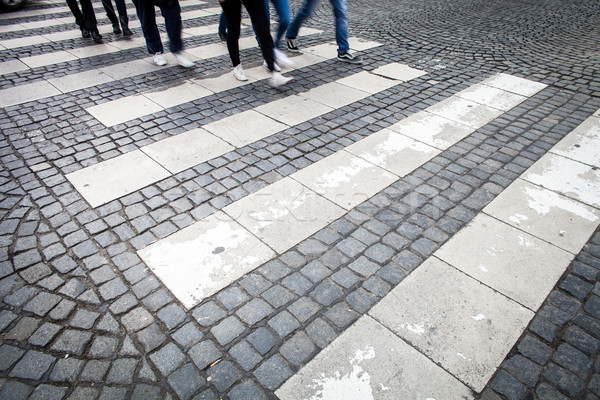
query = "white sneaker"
xmin=269 ymin=71 xmax=292 ymax=87
xmin=153 ymin=53 xmax=167 ymax=66
xmin=263 ymin=60 xmax=281 ymax=72
xmin=274 ymin=48 xmax=293 ymax=67
xmin=233 ymin=64 xmax=248 ymax=81
xmin=173 ymin=52 xmax=194 ymax=68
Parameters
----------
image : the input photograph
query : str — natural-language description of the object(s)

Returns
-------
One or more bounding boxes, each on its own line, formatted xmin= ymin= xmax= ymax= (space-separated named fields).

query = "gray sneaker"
xmin=286 ymin=37 xmax=300 ymax=53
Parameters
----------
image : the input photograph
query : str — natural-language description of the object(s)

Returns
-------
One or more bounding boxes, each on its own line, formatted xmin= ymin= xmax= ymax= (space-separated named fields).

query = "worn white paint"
xmin=138 ymin=212 xmax=275 ymax=309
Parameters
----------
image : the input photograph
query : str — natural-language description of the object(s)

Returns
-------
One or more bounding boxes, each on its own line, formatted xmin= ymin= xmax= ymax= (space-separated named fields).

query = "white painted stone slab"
xmin=66 ymin=150 xmax=170 ymax=207
xmin=481 ymin=73 xmax=547 ymax=97
xmin=184 ymin=24 xmax=221 ymax=36
xmin=276 ymin=315 xmax=474 ymax=400
xmin=144 ymin=82 xmax=212 ymax=109
xmin=289 ymin=52 xmax=327 ymax=69
xmin=20 ymin=50 xmax=78 ymax=69
xmin=426 ymin=96 xmax=503 ymax=128
xmin=203 ymin=110 xmax=288 ymax=147
xmin=302 ymin=43 xmax=340 ymax=59
xmin=296 ymin=27 xmax=322 ymax=36
xmin=436 ymin=213 xmax=574 ymax=310
xmin=0 ymin=35 xmax=50 ymax=49
xmin=387 ymin=111 xmax=474 ymax=150
xmin=300 ymin=82 xmax=369 ymax=109
xmin=21 ymin=19 xmax=65 ymax=29
xmin=43 ymin=29 xmax=85 ymax=42
xmin=292 ymin=150 xmax=398 ymax=210
xmin=455 ymin=84 xmax=527 ymax=111
xmin=523 ymin=153 xmax=600 ymax=208
xmin=484 ymin=179 xmax=600 ymax=254
xmin=347 ymin=37 xmax=383 ymax=51
xmin=98 ymin=59 xmax=157 ymax=80
xmin=371 ymin=63 xmax=426 ymax=82
xmin=181 ymin=8 xmax=211 ymax=18
xmin=238 ymin=36 xmax=260 ymax=50
xmin=107 ymin=37 xmax=147 ymax=51
xmin=336 ymin=71 xmax=398 ymax=94
xmin=138 ymin=211 xmax=275 ymax=309
xmin=186 ymin=43 xmax=229 ymax=60
xmin=0 ymin=59 xmax=29 ymax=75
xmin=86 ymin=95 xmax=163 ymax=127
xmin=0 ymin=81 xmax=62 ymax=108
xmin=346 ymin=128 xmax=440 ymax=177
xmin=67 ymin=44 xmax=120 ymax=58
xmin=224 ymin=177 xmax=345 ymax=253
xmin=48 ymin=70 xmax=114 ymax=93
xmin=594 ymin=109 xmax=600 ymax=117
xmin=369 ymin=257 xmax=533 ymax=392
xmin=255 ymin=95 xmax=333 ymax=126
xmin=194 ymin=70 xmax=254 ymax=92
xmin=550 ymin=116 xmax=600 ymax=168
xmin=142 ymin=129 xmax=234 ymax=174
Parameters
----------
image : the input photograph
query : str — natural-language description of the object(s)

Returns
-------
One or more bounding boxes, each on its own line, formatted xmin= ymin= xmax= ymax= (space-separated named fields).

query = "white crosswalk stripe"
xmin=135 ymin=72 xmax=548 ymax=311
xmin=276 ymin=108 xmax=600 ymax=398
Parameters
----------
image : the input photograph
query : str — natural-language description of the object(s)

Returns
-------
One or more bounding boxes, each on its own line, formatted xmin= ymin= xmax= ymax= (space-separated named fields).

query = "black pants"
xmin=65 ymin=0 xmax=85 ymax=29
xmin=132 ymin=0 xmax=183 ymax=54
xmin=220 ymin=0 xmax=275 ymax=71
xmin=102 ymin=0 xmax=129 ymax=27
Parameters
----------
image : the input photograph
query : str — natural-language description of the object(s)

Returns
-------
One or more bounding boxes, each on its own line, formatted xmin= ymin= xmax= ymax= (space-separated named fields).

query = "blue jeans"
xmin=286 ymin=0 xmax=349 ymax=55
xmin=132 ymin=0 xmax=183 ymax=54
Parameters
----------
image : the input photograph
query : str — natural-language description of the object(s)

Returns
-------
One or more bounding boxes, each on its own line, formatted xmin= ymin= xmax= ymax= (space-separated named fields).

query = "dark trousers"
xmin=220 ymin=0 xmax=275 ymax=71
xmin=131 ymin=0 xmax=183 ymax=54
xmin=76 ymin=0 xmax=99 ymax=32
xmin=101 ymin=0 xmax=129 ymax=27
xmin=65 ymin=0 xmax=85 ymax=29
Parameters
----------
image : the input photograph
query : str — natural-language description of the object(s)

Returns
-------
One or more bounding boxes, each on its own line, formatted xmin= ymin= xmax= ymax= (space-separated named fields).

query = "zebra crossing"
xmin=2 ymin=1 xmax=600 ymax=398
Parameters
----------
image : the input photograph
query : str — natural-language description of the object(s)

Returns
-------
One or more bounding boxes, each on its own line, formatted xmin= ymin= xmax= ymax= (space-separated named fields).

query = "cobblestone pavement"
xmin=1 ymin=0 xmax=600 ymax=399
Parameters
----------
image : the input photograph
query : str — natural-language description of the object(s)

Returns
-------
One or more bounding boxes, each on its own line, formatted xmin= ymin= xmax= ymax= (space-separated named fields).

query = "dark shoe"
xmin=81 ymin=28 xmax=90 ymax=38
xmin=337 ymin=51 xmax=362 ymax=64
xmin=218 ymin=31 xmax=227 ymax=42
xmin=113 ymin=23 xmax=121 ymax=34
xmin=286 ymin=37 xmax=299 ymax=53
xmin=91 ymin=30 xmax=103 ymax=43
xmin=122 ymin=26 xmax=133 ymax=36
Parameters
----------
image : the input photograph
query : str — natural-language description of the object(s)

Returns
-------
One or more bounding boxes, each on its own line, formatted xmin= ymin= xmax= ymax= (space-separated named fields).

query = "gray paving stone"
xmin=300 ymin=260 xmax=331 ymax=283
xmin=137 ymin=323 xmax=167 ymax=352
xmin=168 ymin=363 xmax=205 ymax=400
xmin=192 ymin=301 xmax=227 ymax=327
xmin=280 ymin=331 xmax=316 ymax=367
xmin=517 ymin=335 xmax=553 ymax=365
xmin=503 ymin=354 xmax=542 ymax=386
xmin=80 ymin=360 xmax=111 ymax=382
xmin=88 ymin=335 xmax=120 ymax=359
xmin=310 ymin=280 xmax=344 ymax=306
xmin=189 ymin=340 xmax=222 ymax=371
xmin=239 ymin=273 xmax=272 ymax=296
xmin=230 ymin=340 xmax=262 ymax=371
xmin=0 ymin=381 xmax=33 ymax=400
xmin=106 ymin=358 xmax=138 ymax=385
xmin=23 ymin=291 xmax=61 ymax=316
xmin=262 ymin=285 xmax=296 ymax=308
xmin=216 ymin=286 xmax=249 ymax=310
xmin=287 ymin=296 xmax=321 ymax=323
xmin=121 ymin=307 xmax=154 ymax=333
xmin=563 ymin=325 xmax=600 ymax=356
xmin=0 ymin=344 xmax=25 ymax=372
xmin=228 ymin=380 xmax=268 ymax=400
xmin=28 ymin=384 xmax=68 ymax=400
xmin=543 ymin=363 xmax=585 ymax=397
xmin=247 ymin=327 xmax=277 ymax=355
xmin=253 ymin=354 xmax=293 ymax=390
xmin=70 ymin=308 xmax=100 ymax=329
xmin=281 ymin=272 xmax=313 ymax=295
xmin=490 ymin=370 xmax=527 ymax=400
xmin=258 ymin=260 xmax=291 ymax=281
xmin=157 ymin=303 xmax=186 ymax=330
xmin=9 ymin=350 xmax=55 ymax=380
xmin=172 ymin=322 xmax=204 ymax=348
xmin=305 ymin=317 xmax=337 ymax=349
xmin=109 ymin=293 xmax=138 ymax=315
xmin=553 ymin=343 xmax=593 ymax=377
xmin=236 ymin=298 xmax=274 ymax=326
xmin=208 ymin=360 xmax=243 ymax=392
xmin=50 ymin=329 xmax=92 ymax=356
xmin=49 ymin=357 xmax=84 ymax=382
xmin=335 ymin=237 xmax=367 ymax=258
